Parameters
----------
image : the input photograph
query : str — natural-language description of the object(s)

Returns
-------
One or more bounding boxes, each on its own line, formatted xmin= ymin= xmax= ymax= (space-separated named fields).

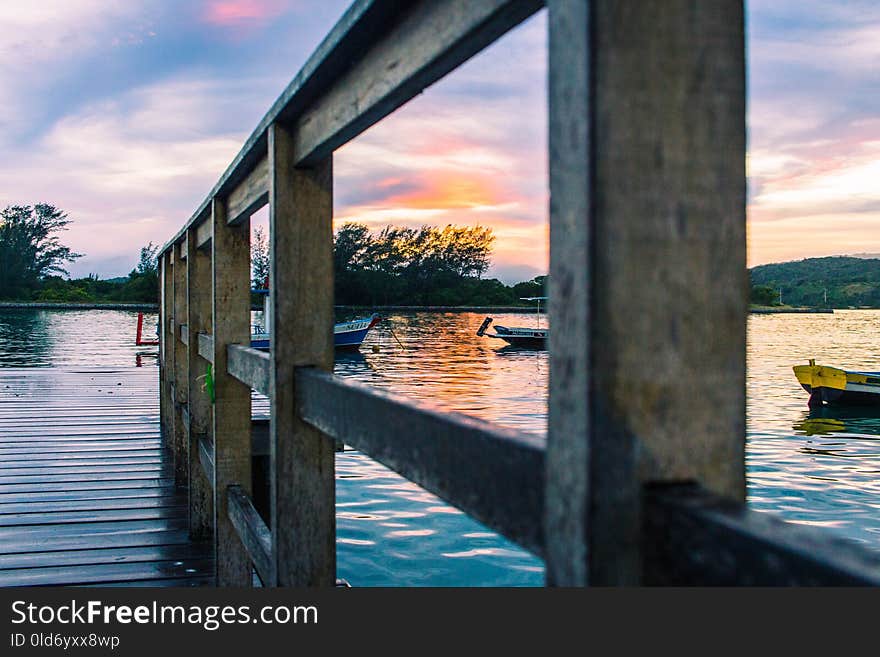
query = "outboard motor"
xmin=476 ymin=317 xmax=493 ymax=337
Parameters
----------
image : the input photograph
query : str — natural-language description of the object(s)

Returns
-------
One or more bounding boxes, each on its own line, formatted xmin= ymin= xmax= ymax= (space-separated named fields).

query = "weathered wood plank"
xmin=0 ymin=496 xmax=183 ymax=515
xmin=211 ymin=196 xmax=253 ymax=586
xmin=644 ymin=485 xmax=880 ymax=586
xmin=0 ymin=487 xmax=177 ymax=505
xmin=227 ymin=345 xmax=270 ymax=396
xmin=297 ymin=369 xmax=545 ymax=556
xmin=227 ymin=155 xmax=269 ymax=225
xmin=0 ymin=479 xmax=175 ymax=495
xmin=227 ymin=485 xmax=272 ymax=584
xmin=0 ymin=463 xmax=167 ymax=478
xmin=173 ymin=249 xmax=189 ymax=486
xmin=195 ymin=218 xmax=212 ymax=250
xmin=0 ymin=559 xmax=214 ymax=587
xmin=187 ymin=223 xmax=215 ymax=540
xmin=0 ymin=544 xmax=208 ymax=570
xmin=160 ymin=253 xmax=173 ymax=452
xmin=178 ymin=236 xmax=187 ymax=261
xmin=0 ymin=518 xmax=187 ymax=541
xmin=199 ymin=436 xmax=214 ymax=488
xmin=294 ymin=0 xmax=543 ymax=165
xmin=0 ymin=529 xmax=192 ymax=557
xmin=198 ymin=333 xmax=214 ymax=364
xmin=0 ymin=507 xmax=186 ymax=527
xmin=180 ymin=324 xmax=189 ymax=346
xmin=545 ymin=0 xmax=747 ymax=585
xmin=269 ymin=123 xmax=335 ymax=586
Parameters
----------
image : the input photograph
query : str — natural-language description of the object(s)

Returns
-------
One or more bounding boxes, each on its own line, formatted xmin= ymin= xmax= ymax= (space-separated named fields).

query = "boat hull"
xmin=793 ymin=363 xmax=880 ymax=406
xmin=495 ymin=334 xmax=546 ymax=348
xmin=250 ymin=316 xmax=379 ymax=352
xmin=487 ymin=324 xmax=547 ymax=349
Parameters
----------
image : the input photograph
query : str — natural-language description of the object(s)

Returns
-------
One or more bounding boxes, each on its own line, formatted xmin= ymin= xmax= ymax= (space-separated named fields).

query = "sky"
xmin=0 ymin=1 xmax=877 ymax=282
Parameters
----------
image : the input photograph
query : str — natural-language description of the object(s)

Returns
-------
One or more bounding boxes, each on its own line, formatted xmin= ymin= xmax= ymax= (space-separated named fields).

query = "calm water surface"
xmin=2 ymin=308 xmax=879 ymax=582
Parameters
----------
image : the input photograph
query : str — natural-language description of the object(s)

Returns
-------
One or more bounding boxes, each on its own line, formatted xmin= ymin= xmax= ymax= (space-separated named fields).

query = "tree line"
xmin=0 ymin=204 xmax=158 ymax=303
xmin=750 ymin=256 xmax=880 ymax=308
xmin=252 ymin=222 xmax=546 ymax=306
xmin=1 ymin=204 xmax=546 ymax=306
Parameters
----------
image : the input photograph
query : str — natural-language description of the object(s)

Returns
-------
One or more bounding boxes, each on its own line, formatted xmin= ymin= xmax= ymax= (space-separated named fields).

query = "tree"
xmin=251 ymin=226 xmax=270 ymax=288
xmin=332 ymin=222 xmax=497 ymax=305
xmin=750 ymin=284 xmax=779 ymax=306
xmin=0 ymin=204 xmax=81 ymax=299
xmin=137 ymin=242 xmax=159 ymax=276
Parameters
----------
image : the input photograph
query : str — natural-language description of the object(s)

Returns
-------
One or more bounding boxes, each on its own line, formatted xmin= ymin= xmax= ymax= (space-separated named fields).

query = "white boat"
xmin=250 ymin=289 xmax=380 ymax=351
xmin=477 ymin=297 xmax=548 ymax=348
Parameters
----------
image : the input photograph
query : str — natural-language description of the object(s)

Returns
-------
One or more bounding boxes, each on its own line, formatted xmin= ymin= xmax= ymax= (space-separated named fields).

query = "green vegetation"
xmin=332 ymin=222 xmax=544 ymax=306
xmin=750 ymin=256 xmax=880 ymax=308
xmin=2 ymin=204 xmax=547 ymax=306
xmin=0 ymin=203 xmax=159 ymax=303
xmin=0 ymin=204 xmax=81 ymax=299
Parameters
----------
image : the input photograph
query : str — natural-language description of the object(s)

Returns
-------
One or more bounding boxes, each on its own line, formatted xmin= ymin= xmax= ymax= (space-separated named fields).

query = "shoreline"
xmin=335 ymin=305 xmax=546 ymax=313
xmin=749 ymin=307 xmax=834 ymax=314
xmin=0 ymin=302 xmax=159 ymax=311
xmin=0 ymin=302 xmax=846 ymax=314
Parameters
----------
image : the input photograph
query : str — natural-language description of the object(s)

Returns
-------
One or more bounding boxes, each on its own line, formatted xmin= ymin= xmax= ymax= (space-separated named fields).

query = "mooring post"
xmin=545 ymin=0 xmax=747 ymax=585
xmin=172 ymin=241 xmax=189 ymax=485
xmin=187 ymin=225 xmax=214 ymax=539
xmin=211 ymin=196 xmax=253 ymax=585
xmin=161 ymin=252 xmax=175 ymax=452
xmin=269 ymin=122 xmax=335 ymax=586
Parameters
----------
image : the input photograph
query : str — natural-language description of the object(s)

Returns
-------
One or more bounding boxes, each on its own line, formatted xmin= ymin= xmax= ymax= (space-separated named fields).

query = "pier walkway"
xmin=0 ymin=368 xmax=211 ymax=586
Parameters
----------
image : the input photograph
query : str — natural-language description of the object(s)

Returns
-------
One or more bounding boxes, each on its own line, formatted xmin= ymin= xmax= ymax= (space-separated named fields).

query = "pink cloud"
xmin=202 ymin=0 xmax=288 ymax=27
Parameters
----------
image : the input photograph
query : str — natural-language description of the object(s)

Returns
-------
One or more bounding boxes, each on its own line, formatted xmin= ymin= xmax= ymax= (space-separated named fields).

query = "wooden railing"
xmin=157 ymin=0 xmax=880 ymax=586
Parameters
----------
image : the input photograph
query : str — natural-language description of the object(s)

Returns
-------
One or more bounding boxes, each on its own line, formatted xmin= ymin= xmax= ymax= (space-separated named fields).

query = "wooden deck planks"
xmin=0 ymin=368 xmax=212 ymax=586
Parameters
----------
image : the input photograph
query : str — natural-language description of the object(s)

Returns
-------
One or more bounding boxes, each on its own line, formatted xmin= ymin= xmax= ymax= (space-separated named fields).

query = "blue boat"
xmin=250 ymin=288 xmax=380 ymax=351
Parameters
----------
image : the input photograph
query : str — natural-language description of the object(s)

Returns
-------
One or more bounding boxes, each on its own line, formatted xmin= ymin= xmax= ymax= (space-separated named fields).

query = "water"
xmin=2 ymin=308 xmax=880 ymax=582
xmin=747 ymin=310 xmax=880 ymax=548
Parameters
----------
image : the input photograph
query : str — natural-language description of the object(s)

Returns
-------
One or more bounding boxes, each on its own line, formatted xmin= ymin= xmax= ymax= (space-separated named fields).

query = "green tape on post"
xmin=206 ymin=364 xmax=215 ymax=404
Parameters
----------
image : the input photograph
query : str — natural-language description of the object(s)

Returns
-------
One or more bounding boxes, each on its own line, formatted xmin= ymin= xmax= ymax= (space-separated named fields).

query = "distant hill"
xmin=750 ymin=256 xmax=880 ymax=308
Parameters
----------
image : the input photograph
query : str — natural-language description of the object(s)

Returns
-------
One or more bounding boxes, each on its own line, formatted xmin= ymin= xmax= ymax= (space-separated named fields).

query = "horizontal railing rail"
xmin=227 ymin=345 xmax=270 ymax=397
xmin=296 ymin=368 xmax=546 ymax=556
xmin=228 ymin=485 xmax=273 ymax=584
xmin=644 ymin=484 xmax=880 ymax=586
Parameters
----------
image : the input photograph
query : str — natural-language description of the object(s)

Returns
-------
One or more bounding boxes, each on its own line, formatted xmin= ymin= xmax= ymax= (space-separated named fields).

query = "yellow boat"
xmin=793 ymin=359 xmax=880 ymax=406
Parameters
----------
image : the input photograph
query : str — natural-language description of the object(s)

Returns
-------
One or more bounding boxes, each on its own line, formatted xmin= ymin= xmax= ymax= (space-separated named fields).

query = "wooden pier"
xmin=0 ymin=369 xmax=211 ymax=586
xmin=6 ymin=0 xmax=875 ymax=587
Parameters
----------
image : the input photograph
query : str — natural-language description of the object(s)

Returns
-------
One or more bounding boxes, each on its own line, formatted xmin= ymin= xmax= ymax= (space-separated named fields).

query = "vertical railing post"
xmin=187 ymin=225 xmax=214 ymax=540
xmin=546 ymin=0 xmax=747 ymax=584
xmin=173 ymin=242 xmax=189 ymax=485
xmin=211 ymin=197 xmax=253 ymax=585
xmin=161 ymin=251 xmax=175 ymax=452
xmin=269 ymin=122 xmax=335 ymax=586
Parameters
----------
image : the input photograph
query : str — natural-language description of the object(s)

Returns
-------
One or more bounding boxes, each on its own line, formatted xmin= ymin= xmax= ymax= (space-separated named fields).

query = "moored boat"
xmin=477 ymin=297 xmax=548 ymax=348
xmin=250 ymin=288 xmax=380 ymax=351
xmin=793 ymin=359 xmax=880 ymax=406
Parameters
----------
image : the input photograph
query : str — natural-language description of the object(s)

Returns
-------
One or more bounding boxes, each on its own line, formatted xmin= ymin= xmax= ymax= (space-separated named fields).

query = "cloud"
xmin=745 ymin=1 xmax=880 ymax=266
xmin=201 ymin=0 xmax=291 ymax=30
xmin=0 ymin=74 xmax=253 ymax=276
xmin=0 ymin=1 xmax=146 ymax=137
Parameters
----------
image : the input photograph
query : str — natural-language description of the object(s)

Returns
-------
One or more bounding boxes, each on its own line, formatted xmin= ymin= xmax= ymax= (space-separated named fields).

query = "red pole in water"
xmin=136 ymin=312 xmax=144 ymax=345
xmin=135 ymin=313 xmax=159 ymax=346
